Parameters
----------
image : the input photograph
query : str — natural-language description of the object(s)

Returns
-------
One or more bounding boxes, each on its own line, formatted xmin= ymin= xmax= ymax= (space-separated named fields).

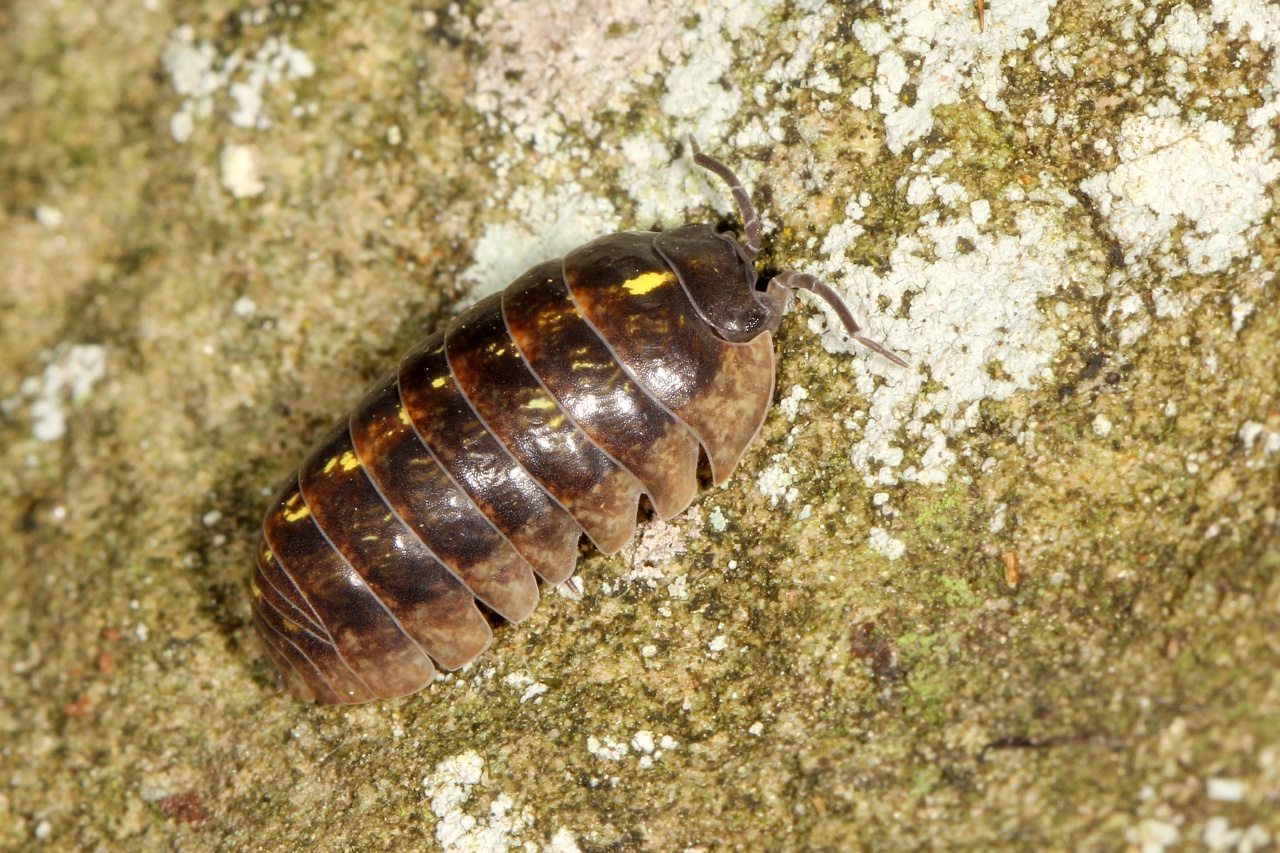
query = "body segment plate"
xmin=502 ymin=262 xmax=700 ymax=521
xmin=563 ymin=232 xmax=775 ymax=485
xmin=447 ymin=291 xmax=642 ymax=554
xmin=398 ymin=332 xmax=581 ymax=583
xmin=349 ymin=373 xmax=540 ymax=622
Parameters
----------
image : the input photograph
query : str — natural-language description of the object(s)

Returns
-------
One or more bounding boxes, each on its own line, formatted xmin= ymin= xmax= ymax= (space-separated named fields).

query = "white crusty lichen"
xmin=162 ymin=24 xmax=315 ymax=144
xmin=757 ymin=458 xmax=800 ymax=505
xmin=219 ymin=144 xmax=266 ymax=199
xmin=868 ymin=527 xmax=907 ymax=561
xmin=852 ymin=0 xmax=1056 ymax=154
xmin=468 ymin=0 xmax=777 ymax=152
xmin=19 ymin=345 xmax=107 ymax=443
xmin=1080 ymin=102 xmax=1279 ymax=275
xmin=586 ymin=731 xmax=677 ymax=771
xmin=422 ymin=751 xmax=549 ymax=852
xmin=1078 ymin=0 xmax=1280 ymax=278
xmin=810 ymin=202 xmax=1078 ymax=487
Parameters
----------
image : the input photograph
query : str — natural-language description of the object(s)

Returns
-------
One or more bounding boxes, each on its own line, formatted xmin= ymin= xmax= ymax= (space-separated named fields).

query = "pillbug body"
xmin=250 ymin=142 xmax=905 ymax=704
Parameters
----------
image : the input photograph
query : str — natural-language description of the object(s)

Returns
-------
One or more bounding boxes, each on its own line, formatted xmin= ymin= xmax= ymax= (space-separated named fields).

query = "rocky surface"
xmin=1 ymin=0 xmax=1278 ymax=850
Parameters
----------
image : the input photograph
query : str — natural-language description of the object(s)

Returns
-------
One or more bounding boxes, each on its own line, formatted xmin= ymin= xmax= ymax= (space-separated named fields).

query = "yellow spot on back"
xmin=339 ymin=451 xmax=360 ymax=472
xmin=622 ymin=271 xmax=673 ymax=296
xmin=398 ymin=406 xmax=412 ymax=426
xmin=283 ymin=504 xmax=311 ymax=522
xmin=524 ymin=396 xmax=557 ymax=411
xmin=431 ymin=377 xmax=447 ymax=388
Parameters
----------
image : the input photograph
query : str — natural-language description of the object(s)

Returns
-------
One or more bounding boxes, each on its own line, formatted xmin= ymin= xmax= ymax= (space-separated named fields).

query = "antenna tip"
xmin=854 ymin=335 xmax=910 ymax=369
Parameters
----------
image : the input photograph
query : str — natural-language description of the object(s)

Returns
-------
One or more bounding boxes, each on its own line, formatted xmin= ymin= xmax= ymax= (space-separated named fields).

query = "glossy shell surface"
xmin=251 ymin=225 xmax=778 ymax=704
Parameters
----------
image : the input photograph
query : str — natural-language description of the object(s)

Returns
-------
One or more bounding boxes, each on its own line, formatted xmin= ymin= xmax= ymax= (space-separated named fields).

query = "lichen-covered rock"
xmin=1 ymin=0 xmax=1277 ymax=849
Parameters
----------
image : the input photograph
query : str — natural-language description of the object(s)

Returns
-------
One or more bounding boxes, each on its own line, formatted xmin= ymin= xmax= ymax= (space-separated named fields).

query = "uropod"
xmin=249 ymin=141 xmax=906 ymax=704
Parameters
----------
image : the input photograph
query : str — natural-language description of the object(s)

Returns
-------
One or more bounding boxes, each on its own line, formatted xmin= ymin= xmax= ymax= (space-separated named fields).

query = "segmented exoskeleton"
xmin=250 ymin=141 xmax=905 ymax=704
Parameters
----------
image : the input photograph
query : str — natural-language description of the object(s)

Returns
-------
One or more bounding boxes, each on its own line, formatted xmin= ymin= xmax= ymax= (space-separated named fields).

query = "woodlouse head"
xmin=683 ymin=139 xmax=908 ymax=366
xmin=654 ymin=224 xmax=781 ymax=344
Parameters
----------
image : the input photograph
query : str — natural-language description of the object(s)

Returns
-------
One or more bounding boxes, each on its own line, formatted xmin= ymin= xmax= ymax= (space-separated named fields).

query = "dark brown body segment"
xmin=563 ymin=232 xmax=775 ymax=485
xmin=348 ymin=373 xmax=540 ymax=623
xmin=447 ymin=291 xmax=643 ymax=554
xmin=261 ymin=477 xmax=437 ymax=701
xmin=297 ymin=424 xmax=493 ymax=671
xmin=399 ymin=333 xmax=582 ymax=583
xmin=502 ymin=262 xmax=701 ymax=521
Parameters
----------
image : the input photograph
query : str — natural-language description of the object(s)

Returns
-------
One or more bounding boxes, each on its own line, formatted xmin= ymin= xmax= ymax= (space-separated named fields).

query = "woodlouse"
xmin=249 ymin=141 xmax=906 ymax=704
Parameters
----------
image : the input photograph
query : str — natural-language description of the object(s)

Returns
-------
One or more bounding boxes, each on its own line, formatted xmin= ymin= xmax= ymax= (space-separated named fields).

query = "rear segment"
xmin=254 ymin=475 xmax=439 ymax=704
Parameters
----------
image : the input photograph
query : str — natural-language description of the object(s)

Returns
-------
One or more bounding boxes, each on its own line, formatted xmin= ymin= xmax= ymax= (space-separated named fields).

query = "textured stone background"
xmin=2 ymin=0 xmax=1278 ymax=850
